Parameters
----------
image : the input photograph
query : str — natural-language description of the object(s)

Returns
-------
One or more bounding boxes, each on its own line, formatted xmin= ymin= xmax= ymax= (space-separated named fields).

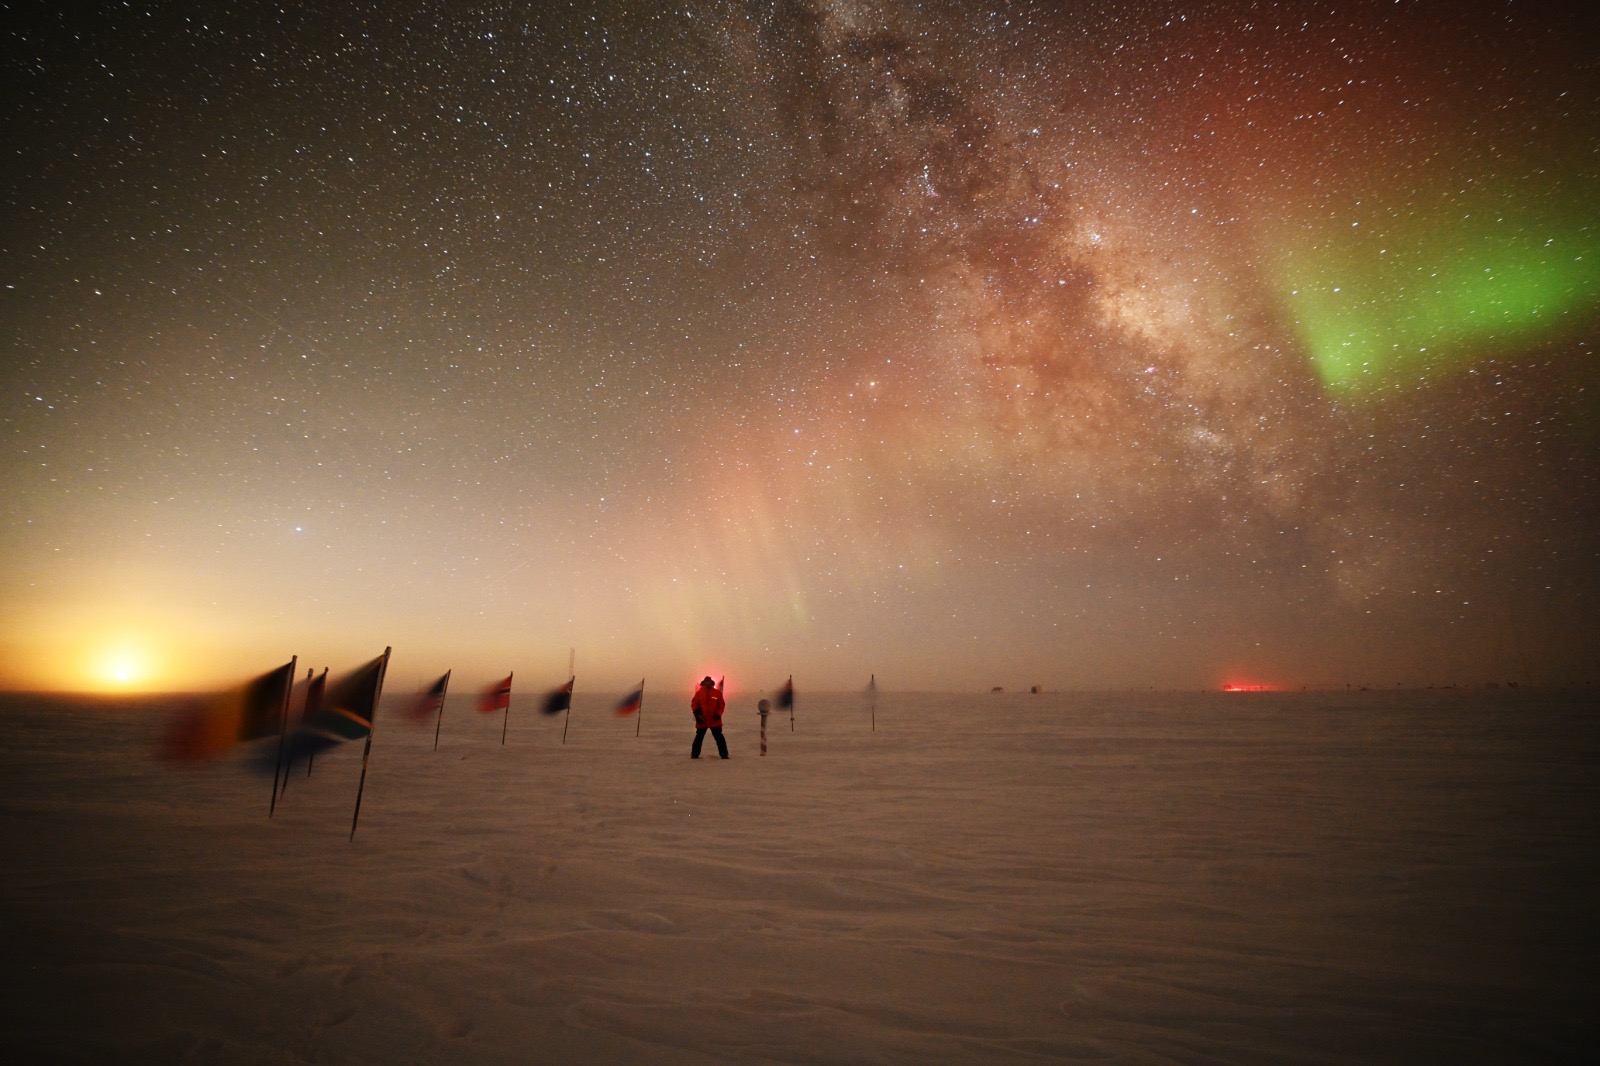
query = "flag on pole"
xmin=295 ymin=653 xmax=386 ymax=751
xmin=303 ymin=668 xmax=327 ymax=723
xmin=778 ymin=675 xmax=795 ymax=731
xmin=408 ymin=672 xmax=451 ymax=720
xmin=613 ymin=681 xmax=644 ymax=717
xmin=480 ymin=674 xmax=513 ymax=713
xmin=273 ymin=666 xmax=322 ymax=804
xmin=412 ymin=669 xmax=451 ymax=751
xmin=265 ymin=652 xmax=387 ymax=776
xmin=542 ymin=677 xmax=574 ymax=716
xmin=271 ymin=663 xmax=310 ymax=814
xmin=162 ymin=660 xmax=296 ymax=761
xmin=348 ymin=648 xmax=391 ymax=841
xmin=300 ymin=667 xmax=327 ymax=771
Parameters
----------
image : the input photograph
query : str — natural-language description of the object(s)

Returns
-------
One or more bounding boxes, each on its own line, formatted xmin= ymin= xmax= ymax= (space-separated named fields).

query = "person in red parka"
xmin=690 ymin=676 xmax=728 ymax=758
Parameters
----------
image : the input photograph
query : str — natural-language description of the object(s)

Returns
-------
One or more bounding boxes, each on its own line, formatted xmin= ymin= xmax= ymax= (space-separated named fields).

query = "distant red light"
xmin=1221 ymin=682 xmax=1276 ymax=692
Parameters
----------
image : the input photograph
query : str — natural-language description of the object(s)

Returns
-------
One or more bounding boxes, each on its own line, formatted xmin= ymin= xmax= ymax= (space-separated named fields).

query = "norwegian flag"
xmin=479 ymin=673 xmax=513 ymax=713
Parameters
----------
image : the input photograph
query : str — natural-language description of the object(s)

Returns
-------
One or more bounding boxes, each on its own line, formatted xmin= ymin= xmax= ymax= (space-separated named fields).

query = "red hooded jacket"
xmin=690 ymin=680 xmax=725 ymax=728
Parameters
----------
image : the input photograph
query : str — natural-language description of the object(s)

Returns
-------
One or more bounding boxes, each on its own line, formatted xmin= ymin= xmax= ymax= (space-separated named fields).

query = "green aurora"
xmin=1273 ymin=183 xmax=1599 ymax=396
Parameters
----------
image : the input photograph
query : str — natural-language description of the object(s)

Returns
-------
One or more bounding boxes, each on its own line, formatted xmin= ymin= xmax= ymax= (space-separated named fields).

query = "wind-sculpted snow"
xmin=1 ymin=688 xmax=1594 ymax=1063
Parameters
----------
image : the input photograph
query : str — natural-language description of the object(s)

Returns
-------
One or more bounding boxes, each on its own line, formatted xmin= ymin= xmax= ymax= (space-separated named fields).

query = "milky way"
xmin=3 ymin=1 xmax=1596 ymax=692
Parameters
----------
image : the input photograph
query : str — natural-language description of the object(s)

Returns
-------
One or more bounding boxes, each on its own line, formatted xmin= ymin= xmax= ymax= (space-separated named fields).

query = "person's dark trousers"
xmin=691 ymin=727 xmax=729 ymax=758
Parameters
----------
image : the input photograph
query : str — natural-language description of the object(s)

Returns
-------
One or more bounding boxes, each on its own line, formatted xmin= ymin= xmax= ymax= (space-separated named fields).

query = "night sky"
xmin=4 ymin=0 xmax=1597 ymax=695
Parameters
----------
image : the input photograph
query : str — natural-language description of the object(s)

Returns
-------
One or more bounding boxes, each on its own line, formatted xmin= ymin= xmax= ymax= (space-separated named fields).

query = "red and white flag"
xmin=479 ymin=673 xmax=512 ymax=714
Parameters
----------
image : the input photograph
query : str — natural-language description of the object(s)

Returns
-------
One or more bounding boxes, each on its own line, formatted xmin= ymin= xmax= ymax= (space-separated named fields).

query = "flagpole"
xmin=302 ymin=667 xmax=326 ymax=778
xmin=561 ymin=648 xmax=576 ymax=744
xmin=269 ymin=658 xmax=299 ymax=817
xmin=306 ymin=669 xmax=317 ymax=779
xmin=432 ymin=669 xmax=451 ymax=752
xmin=280 ymin=675 xmax=303 ymax=799
xmin=501 ymin=670 xmax=514 ymax=745
xmin=350 ymin=646 xmax=391 ymax=842
xmin=560 ymin=676 xmax=575 ymax=745
xmin=635 ymin=678 xmax=644 ymax=738
xmin=283 ymin=668 xmax=323 ymax=792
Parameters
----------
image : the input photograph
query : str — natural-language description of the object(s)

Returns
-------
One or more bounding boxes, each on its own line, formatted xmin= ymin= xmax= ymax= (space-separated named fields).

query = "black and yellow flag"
xmin=161 ymin=660 xmax=295 ymax=761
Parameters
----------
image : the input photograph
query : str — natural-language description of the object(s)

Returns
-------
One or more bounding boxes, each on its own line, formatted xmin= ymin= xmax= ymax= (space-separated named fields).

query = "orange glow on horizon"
xmin=1220 ymin=680 xmax=1278 ymax=692
xmin=0 ymin=602 xmax=198 ymax=692
xmin=81 ymin=638 xmax=169 ymax=693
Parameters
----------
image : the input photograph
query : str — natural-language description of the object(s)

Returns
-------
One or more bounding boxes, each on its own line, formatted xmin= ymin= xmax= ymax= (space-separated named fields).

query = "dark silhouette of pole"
xmin=501 ymin=670 xmax=514 ymax=745
xmin=561 ymin=648 xmax=575 ymax=744
xmin=268 ymin=658 xmax=300 ymax=817
xmin=282 ymin=668 xmax=326 ymax=791
xmin=432 ymin=669 xmax=452 ymax=751
xmin=350 ymin=647 xmax=391 ymax=842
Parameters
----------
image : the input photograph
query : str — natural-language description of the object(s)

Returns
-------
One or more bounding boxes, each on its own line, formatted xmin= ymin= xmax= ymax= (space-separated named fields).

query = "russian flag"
xmin=613 ymin=680 xmax=644 ymax=717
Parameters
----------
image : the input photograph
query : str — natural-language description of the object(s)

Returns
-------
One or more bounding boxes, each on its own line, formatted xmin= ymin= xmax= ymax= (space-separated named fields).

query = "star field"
xmin=3 ymin=0 xmax=1597 ymax=693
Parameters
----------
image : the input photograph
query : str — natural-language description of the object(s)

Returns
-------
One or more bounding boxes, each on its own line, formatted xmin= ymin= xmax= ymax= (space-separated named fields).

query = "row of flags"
xmin=159 ymin=655 xmax=816 ymax=839
xmin=468 ymin=675 xmax=646 ymax=719
xmin=161 ymin=662 xmax=661 ymax=765
xmin=160 ymin=653 xmax=392 ymax=763
xmin=163 ymin=666 xmax=808 ymax=763
xmin=465 ymin=673 xmax=585 ymax=719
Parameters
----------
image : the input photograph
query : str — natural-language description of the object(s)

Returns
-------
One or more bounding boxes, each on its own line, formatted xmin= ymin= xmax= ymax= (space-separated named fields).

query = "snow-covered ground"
xmin=2 ymin=687 xmax=1593 ymax=1063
